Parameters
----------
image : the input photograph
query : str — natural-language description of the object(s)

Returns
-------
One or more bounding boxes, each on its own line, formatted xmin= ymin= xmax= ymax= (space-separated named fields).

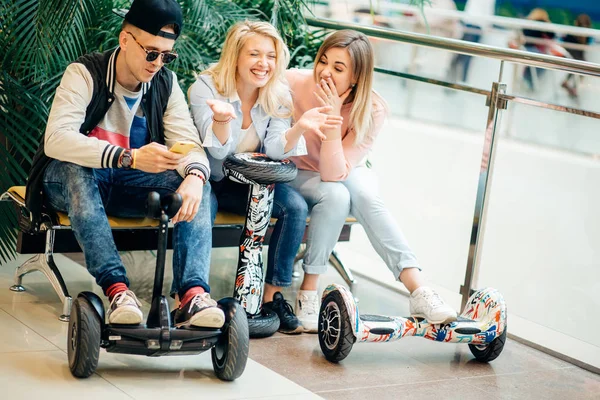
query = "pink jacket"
xmin=286 ymin=69 xmax=387 ymax=181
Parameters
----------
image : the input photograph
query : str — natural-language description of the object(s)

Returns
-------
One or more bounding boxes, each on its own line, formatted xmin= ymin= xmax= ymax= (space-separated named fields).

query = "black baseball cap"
xmin=113 ymin=0 xmax=183 ymax=40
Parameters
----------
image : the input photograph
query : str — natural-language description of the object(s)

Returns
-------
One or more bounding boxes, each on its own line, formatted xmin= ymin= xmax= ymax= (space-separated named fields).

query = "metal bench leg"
xmin=328 ymin=248 xmax=356 ymax=287
xmin=9 ymin=229 xmax=72 ymax=322
xmin=292 ymin=244 xmax=306 ymax=278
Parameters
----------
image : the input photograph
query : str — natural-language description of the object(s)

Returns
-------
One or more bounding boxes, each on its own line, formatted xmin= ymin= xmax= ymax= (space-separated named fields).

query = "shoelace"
xmin=274 ymin=297 xmax=295 ymax=317
xmin=111 ymin=290 xmax=141 ymax=307
xmin=300 ymin=295 xmax=318 ymax=315
xmin=422 ymin=290 xmax=444 ymax=309
xmin=188 ymin=293 xmax=216 ymax=313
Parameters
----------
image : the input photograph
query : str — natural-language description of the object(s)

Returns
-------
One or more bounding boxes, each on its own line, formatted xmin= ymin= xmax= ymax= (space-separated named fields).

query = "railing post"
xmin=460 ymin=66 xmax=507 ymax=310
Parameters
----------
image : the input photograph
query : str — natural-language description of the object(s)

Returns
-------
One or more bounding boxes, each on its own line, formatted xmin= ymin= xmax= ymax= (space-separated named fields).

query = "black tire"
xmin=468 ymin=328 xmax=507 ymax=362
xmin=68 ymin=297 xmax=101 ymax=378
xmin=318 ymin=291 xmax=356 ymax=362
xmin=224 ymin=153 xmax=297 ymax=184
xmin=247 ymin=308 xmax=280 ymax=338
xmin=211 ymin=304 xmax=249 ymax=381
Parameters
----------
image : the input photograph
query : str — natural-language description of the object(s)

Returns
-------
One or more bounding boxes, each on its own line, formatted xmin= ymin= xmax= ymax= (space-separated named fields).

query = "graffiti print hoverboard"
xmin=318 ymin=284 xmax=507 ymax=362
xmin=223 ymin=153 xmax=297 ymax=338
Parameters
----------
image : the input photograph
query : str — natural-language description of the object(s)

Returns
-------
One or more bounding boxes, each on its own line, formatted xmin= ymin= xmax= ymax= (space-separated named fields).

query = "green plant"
xmin=0 ymin=0 xmax=318 ymax=264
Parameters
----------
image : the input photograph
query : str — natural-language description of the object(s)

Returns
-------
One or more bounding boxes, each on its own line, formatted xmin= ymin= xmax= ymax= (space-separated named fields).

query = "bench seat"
xmin=7 ymin=186 xmax=356 ymax=229
xmin=2 ymin=185 xmax=357 ymax=321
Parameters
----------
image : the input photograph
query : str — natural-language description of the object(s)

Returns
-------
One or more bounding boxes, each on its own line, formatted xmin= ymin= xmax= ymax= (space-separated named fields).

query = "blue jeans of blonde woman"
xmin=288 ymin=166 xmax=421 ymax=279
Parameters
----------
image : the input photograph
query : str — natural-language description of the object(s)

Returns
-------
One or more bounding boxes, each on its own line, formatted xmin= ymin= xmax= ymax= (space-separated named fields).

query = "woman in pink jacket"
xmin=286 ymin=30 xmax=457 ymax=332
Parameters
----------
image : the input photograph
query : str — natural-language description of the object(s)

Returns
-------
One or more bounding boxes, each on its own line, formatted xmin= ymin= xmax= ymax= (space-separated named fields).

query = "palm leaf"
xmin=0 ymin=0 xmax=359 ymax=265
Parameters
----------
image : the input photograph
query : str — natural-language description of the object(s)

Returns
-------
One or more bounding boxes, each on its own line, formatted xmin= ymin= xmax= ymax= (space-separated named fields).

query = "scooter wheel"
xmin=68 ymin=297 xmax=101 ymax=378
xmin=468 ymin=328 xmax=507 ymax=362
xmin=247 ymin=308 xmax=280 ymax=338
xmin=224 ymin=153 xmax=297 ymax=184
xmin=212 ymin=303 xmax=249 ymax=381
xmin=319 ymin=290 xmax=356 ymax=362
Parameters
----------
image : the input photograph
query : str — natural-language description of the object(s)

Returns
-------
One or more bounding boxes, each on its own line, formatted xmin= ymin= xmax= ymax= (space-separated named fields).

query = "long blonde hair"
xmin=314 ymin=30 xmax=385 ymax=145
xmin=203 ymin=21 xmax=292 ymax=119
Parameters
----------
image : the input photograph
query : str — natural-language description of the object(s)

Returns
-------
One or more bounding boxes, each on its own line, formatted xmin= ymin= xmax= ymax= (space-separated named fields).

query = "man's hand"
xmin=134 ymin=142 xmax=185 ymax=173
xmin=171 ymin=174 xmax=204 ymax=224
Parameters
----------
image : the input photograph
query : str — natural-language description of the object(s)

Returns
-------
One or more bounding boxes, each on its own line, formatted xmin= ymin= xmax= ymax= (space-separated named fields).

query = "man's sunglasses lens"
xmin=163 ymin=53 xmax=177 ymax=64
xmin=146 ymin=52 xmax=160 ymax=62
xmin=145 ymin=52 xmax=177 ymax=64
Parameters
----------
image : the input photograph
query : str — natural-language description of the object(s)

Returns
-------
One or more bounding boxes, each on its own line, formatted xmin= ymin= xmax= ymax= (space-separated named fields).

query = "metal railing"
xmin=306 ymin=15 xmax=600 ymax=313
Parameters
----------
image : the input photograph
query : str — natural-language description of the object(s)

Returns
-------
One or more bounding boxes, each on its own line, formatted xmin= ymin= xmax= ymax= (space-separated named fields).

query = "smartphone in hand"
xmin=169 ymin=141 xmax=196 ymax=155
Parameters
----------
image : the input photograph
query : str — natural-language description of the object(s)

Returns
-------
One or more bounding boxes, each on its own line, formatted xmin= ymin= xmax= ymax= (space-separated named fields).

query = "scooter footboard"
xmin=460 ymin=287 xmax=507 ymax=339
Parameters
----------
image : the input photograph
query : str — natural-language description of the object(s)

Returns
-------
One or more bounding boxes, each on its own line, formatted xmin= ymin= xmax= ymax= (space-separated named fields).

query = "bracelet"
xmin=132 ymin=149 xmax=137 ymax=170
xmin=212 ymin=115 xmax=233 ymax=125
xmin=186 ymin=170 xmax=206 ymax=184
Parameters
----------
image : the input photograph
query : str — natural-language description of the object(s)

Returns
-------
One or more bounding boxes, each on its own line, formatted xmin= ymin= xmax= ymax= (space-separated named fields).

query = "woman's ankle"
xmin=300 ymin=273 xmax=320 ymax=291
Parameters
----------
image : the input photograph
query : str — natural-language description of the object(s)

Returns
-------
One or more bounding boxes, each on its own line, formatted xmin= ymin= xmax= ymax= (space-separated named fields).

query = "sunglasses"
xmin=126 ymin=32 xmax=178 ymax=64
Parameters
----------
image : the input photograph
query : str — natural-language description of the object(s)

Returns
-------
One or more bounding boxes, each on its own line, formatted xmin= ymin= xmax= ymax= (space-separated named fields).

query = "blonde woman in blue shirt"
xmin=189 ymin=21 xmax=342 ymax=334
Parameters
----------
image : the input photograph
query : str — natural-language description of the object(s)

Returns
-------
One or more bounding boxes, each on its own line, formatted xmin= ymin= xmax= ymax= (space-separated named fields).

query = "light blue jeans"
xmin=287 ymin=167 xmax=421 ymax=279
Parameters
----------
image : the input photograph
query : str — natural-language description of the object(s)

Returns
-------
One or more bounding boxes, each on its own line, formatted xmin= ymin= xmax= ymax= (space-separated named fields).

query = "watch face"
xmin=122 ymin=151 xmax=133 ymax=168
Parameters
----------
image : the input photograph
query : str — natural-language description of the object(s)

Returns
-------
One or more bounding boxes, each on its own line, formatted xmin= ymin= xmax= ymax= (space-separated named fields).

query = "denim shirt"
xmin=189 ymin=75 xmax=307 ymax=181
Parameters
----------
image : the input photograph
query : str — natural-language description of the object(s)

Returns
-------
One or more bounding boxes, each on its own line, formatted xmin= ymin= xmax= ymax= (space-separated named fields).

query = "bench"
xmin=1 ymin=186 xmax=357 ymax=321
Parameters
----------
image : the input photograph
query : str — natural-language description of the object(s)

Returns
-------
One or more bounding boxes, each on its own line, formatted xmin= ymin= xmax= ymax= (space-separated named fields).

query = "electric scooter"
xmin=223 ymin=153 xmax=298 ymax=338
xmin=67 ymin=192 xmax=249 ymax=381
xmin=318 ymin=284 xmax=507 ymax=363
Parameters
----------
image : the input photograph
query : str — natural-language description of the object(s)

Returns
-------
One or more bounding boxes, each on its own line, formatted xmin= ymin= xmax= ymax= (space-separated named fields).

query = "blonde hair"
xmin=203 ymin=21 xmax=292 ymax=119
xmin=527 ymin=8 xmax=551 ymax=23
xmin=314 ymin=30 xmax=384 ymax=145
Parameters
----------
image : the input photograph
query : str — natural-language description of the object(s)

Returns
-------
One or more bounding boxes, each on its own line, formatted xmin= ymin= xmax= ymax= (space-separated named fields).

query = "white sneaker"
xmin=107 ymin=290 xmax=143 ymax=325
xmin=409 ymin=287 xmax=457 ymax=324
xmin=295 ymin=290 xmax=320 ymax=333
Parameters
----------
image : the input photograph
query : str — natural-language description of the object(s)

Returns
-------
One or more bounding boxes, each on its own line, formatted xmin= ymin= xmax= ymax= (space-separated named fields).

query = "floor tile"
xmin=0 ymin=309 xmax=58 ymax=353
xmin=249 ymin=333 xmax=452 ymax=393
xmin=0 ymin=350 xmax=130 ymax=399
xmin=318 ymin=379 xmax=496 ymax=400
xmin=465 ymin=367 xmax=600 ymax=400
xmin=393 ymin=334 xmax=572 ymax=378
xmin=96 ymin=352 xmax=316 ymax=400
xmin=0 ymin=302 xmax=69 ymax=350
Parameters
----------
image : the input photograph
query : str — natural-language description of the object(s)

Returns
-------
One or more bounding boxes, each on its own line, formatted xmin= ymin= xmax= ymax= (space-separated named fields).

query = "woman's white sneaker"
xmin=409 ymin=287 xmax=457 ymax=324
xmin=295 ymin=290 xmax=320 ymax=333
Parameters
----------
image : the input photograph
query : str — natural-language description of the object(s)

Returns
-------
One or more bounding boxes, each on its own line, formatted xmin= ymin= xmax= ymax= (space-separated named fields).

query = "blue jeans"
xmin=43 ymin=160 xmax=213 ymax=296
xmin=523 ymin=45 xmax=546 ymax=90
xmin=210 ymin=179 xmax=308 ymax=287
xmin=450 ymin=24 xmax=483 ymax=82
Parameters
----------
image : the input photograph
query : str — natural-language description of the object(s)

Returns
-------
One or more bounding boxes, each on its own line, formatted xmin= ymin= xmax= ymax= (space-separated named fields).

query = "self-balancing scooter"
xmin=319 ymin=284 xmax=507 ymax=362
xmin=223 ymin=153 xmax=297 ymax=338
xmin=67 ymin=192 xmax=249 ymax=380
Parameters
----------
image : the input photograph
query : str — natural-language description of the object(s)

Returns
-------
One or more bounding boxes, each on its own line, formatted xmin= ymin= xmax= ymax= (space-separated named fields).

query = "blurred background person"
xmin=509 ymin=8 xmax=556 ymax=90
xmin=447 ymin=0 xmax=497 ymax=83
xmin=561 ymin=13 xmax=593 ymax=97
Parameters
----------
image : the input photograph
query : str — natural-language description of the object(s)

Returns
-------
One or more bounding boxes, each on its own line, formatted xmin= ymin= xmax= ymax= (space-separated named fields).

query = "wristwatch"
xmin=120 ymin=149 xmax=133 ymax=169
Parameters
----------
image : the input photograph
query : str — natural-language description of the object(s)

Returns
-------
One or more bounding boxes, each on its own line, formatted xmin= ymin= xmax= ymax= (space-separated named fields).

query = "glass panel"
xmin=502 ymin=67 xmax=600 ymax=157
xmin=338 ymin=71 xmax=488 ymax=299
xmin=477 ymin=103 xmax=600 ymax=369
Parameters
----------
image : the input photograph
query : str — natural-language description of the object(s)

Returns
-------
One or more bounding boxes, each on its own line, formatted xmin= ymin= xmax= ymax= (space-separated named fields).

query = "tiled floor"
xmin=1 ymin=248 xmax=599 ymax=399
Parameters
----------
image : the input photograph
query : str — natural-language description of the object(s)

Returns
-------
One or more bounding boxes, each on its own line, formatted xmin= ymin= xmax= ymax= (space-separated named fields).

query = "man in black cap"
xmin=25 ymin=0 xmax=224 ymax=328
